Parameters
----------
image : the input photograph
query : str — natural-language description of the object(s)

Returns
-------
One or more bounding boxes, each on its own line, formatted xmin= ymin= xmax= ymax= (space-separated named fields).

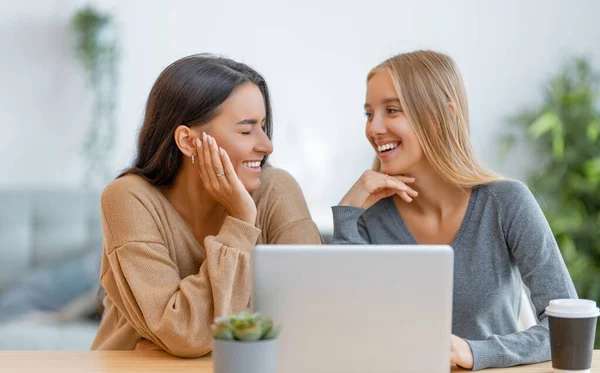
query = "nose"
xmin=366 ymin=113 xmax=386 ymax=138
xmin=255 ymin=128 xmax=273 ymax=156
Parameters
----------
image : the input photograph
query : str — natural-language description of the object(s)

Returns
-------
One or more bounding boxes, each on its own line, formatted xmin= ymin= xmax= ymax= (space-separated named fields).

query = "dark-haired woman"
xmin=91 ymin=54 xmax=322 ymax=357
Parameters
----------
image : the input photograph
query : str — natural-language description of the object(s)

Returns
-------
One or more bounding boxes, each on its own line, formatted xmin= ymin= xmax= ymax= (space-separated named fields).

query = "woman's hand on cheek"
xmin=195 ymin=132 xmax=257 ymax=225
xmin=339 ymin=170 xmax=418 ymax=210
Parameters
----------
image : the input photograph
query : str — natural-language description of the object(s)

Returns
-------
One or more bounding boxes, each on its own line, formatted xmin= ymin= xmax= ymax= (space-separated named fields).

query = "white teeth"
xmin=243 ymin=161 xmax=261 ymax=168
xmin=377 ymin=142 xmax=399 ymax=152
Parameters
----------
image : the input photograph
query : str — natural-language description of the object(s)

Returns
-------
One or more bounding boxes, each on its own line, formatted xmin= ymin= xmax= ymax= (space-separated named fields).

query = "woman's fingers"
xmin=406 ymin=188 xmax=419 ymax=197
xmin=393 ymin=175 xmax=416 ymax=184
xmin=192 ymin=134 xmax=257 ymax=223
xmin=381 ymin=175 xmax=418 ymax=202
xmin=361 ymin=172 xmax=417 ymax=205
xmin=377 ymin=175 xmax=417 ymax=203
xmin=194 ymin=138 xmax=209 ymax=182
xmin=340 ymin=170 xmax=417 ymax=209
xmin=207 ymin=134 xmax=230 ymax=189
xmin=366 ymin=189 xmax=397 ymax=206
xmin=392 ymin=176 xmax=418 ymax=197
xmin=399 ymin=191 xmax=413 ymax=203
xmin=219 ymin=147 xmax=243 ymax=189
xmin=202 ymin=132 xmax=220 ymax=190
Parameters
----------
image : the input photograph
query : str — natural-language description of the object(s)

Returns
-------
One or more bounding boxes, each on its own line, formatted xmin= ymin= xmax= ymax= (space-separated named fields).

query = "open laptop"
xmin=252 ymin=244 xmax=454 ymax=373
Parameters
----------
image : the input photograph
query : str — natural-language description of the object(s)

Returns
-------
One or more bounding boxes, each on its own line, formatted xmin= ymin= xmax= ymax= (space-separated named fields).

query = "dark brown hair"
xmin=120 ymin=54 xmax=273 ymax=186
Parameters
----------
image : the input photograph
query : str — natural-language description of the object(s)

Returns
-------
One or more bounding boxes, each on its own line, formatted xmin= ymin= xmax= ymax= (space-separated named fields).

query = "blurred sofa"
xmin=0 ymin=189 xmax=102 ymax=350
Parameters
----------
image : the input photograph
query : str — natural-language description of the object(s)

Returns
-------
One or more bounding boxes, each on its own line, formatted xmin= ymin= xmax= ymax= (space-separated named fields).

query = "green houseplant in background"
xmin=71 ymin=5 xmax=119 ymax=188
xmin=501 ymin=57 xmax=600 ymax=348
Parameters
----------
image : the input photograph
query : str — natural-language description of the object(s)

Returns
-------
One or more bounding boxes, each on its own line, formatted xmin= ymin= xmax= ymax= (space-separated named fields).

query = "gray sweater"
xmin=331 ymin=180 xmax=577 ymax=370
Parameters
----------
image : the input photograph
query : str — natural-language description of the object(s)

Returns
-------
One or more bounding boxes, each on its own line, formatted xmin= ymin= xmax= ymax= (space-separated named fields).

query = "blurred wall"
xmin=1 ymin=0 xmax=599 ymax=231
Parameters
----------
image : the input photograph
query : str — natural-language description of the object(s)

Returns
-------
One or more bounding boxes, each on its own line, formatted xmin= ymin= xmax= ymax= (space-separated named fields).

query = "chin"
xmin=381 ymin=161 xmax=410 ymax=176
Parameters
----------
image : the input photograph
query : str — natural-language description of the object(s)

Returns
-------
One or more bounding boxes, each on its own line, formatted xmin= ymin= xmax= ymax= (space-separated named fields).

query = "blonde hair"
xmin=369 ymin=50 xmax=502 ymax=188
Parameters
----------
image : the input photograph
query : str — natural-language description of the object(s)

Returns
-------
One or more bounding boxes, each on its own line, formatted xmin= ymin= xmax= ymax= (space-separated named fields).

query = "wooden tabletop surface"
xmin=0 ymin=350 xmax=598 ymax=372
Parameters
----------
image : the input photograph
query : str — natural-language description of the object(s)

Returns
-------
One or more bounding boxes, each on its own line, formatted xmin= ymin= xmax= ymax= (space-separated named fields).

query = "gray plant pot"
xmin=212 ymin=338 xmax=279 ymax=373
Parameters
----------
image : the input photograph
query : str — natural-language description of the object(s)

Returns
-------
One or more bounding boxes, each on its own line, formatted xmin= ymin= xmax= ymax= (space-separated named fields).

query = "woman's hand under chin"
xmin=338 ymin=170 xmax=418 ymax=210
xmin=194 ymin=132 xmax=257 ymax=225
xmin=450 ymin=334 xmax=474 ymax=369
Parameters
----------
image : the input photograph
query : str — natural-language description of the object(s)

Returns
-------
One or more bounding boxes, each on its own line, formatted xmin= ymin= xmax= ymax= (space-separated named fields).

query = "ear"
xmin=174 ymin=125 xmax=198 ymax=157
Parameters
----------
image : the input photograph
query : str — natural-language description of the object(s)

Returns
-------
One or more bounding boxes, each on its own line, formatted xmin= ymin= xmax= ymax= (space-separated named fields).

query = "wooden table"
xmin=0 ymin=350 xmax=598 ymax=372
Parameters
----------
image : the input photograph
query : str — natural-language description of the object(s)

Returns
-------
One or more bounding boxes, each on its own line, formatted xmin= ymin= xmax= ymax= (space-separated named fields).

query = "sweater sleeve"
xmin=100 ymin=183 xmax=260 ymax=358
xmin=465 ymin=181 xmax=578 ymax=370
xmin=331 ymin=205 xmax=370 ymax=244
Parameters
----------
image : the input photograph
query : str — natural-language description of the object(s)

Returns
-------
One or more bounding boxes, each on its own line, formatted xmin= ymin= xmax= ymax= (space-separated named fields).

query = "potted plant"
xmin=500 ymin=57 xmax=600 ymax=348
xmin=70 ymin=5 xmax=119 ymax=188
xmin=211 ymin=311 xmax=281 ymax=373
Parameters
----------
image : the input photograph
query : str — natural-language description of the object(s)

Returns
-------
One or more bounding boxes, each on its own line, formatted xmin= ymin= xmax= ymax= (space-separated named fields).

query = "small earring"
xmin=191 ymin=154 xmax=195 ymax=165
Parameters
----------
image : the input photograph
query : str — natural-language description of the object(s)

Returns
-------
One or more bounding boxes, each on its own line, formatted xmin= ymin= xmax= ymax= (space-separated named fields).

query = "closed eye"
xmin=241 ymin=125 xmax=266 ymax=136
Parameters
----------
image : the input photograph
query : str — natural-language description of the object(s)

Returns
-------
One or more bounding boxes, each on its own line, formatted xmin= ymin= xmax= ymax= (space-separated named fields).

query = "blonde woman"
xmin=332 ymin=50 xmax=577 ymax=370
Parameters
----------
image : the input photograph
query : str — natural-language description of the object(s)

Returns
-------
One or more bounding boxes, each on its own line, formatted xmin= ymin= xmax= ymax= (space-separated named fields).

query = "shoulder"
xmin=252 ymin=167 xmax=306 ymax=203
xmin=479 ymin=179 xmax=537 ymax=208
xmin=101 ymin=174 xmax=158 ymax=210
xmin=258 ymin=166 xmax=301 ymax=189
xmin=252 ymin=167 xmax=314 ymax=232
xmin=481 ymin=179 xmax=531 ymax=199
xmin=100 ymin=174 xmax=164 ymax=248
xmin=478 ymin=179 xmax=545 ymax=228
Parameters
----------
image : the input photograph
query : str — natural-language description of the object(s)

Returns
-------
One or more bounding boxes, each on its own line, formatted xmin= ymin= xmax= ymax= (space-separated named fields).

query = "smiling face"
xmin=364 ymin=70 xmax=425 ymax=175
xmin=196 ymin=82 xmax=273 ymax=192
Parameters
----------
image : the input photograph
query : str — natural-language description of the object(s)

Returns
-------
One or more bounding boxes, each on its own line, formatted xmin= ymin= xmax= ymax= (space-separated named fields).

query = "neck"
xmin=162 ymin=164 xmax=226 ymax=230
xmin=395 ymin=161 xmax=471 ymax=217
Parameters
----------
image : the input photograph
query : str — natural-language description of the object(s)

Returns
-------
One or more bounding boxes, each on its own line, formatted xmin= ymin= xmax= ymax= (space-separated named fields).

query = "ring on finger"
xmin=216 ymin=172 xmax=225 ymax=177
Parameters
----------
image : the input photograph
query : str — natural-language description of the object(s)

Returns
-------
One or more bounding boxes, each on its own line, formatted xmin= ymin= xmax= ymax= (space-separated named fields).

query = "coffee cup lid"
xmin=545 ymin=299 xmax=600 ymax=318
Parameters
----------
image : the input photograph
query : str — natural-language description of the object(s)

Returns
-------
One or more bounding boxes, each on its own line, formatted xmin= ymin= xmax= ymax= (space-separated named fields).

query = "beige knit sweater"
xmin=90 ymin=167 xmax=322 ymax=357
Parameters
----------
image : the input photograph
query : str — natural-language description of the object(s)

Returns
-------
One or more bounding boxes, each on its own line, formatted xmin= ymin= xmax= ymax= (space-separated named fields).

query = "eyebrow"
xmin=364 ymin=97 xmax=401 ymax=109
xmin=237 ymin=119 xmax=257 ymax=125
xmin=236 ymin=118 xmax=266 ymax=125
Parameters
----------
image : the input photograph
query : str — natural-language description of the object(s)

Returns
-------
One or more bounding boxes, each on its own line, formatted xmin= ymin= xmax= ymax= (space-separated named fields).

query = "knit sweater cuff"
xmin=465 ymin=339 xmax=504 ymax=371
xmin=214 ymin=216 xmax=261 ymax=253
xmin=331 ymin=205 xmax=366 ymax=243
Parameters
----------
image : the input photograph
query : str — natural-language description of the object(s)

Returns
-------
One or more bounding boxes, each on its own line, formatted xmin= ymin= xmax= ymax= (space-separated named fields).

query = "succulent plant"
xmin=211 ymin=311 xmax=280 ymax=341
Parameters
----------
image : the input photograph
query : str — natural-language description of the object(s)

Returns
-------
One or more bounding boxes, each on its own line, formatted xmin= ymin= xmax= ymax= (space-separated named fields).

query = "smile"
xmin=377 ymin=142 xmax=400 ymax=153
